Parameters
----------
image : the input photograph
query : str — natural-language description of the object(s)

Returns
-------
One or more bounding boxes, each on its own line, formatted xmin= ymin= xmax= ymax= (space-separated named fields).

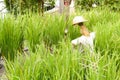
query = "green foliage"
xmin=5 ymin=42 xmax=120 ymax=80
xmin=23 ymin=14 xmax=45 ymax=52
xmin=1 ymin=8 xmax=120 ymax=60
xmin=4 ymin=0 xmax=42 ymax=14
xmin=4 ymin=0 xmax=55 ymax=14
xmin=0 ymin=9 xmax=120 ymax=80
xmin=0 ymin=8 xmax=119 ymax=80
xmin=76 ymin=0 xmax=120 ymax=11
xmin=0 ymin=15 xmax=24 ymax=60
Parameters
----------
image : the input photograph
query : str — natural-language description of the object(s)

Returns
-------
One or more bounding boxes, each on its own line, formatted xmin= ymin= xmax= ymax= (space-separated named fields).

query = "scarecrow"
xmin=71 ymin=16 xmax=95 ymax=53
xmin=45 ymin=0 xmax=75 ymax=14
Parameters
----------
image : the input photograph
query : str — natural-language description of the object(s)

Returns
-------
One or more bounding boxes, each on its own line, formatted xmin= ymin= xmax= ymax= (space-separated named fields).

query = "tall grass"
xmin=23 ymin=14 xmax=45 ymax=52
xmin=0 ymin=8 xmax=120 ymax=79
xmin=76 ymin=8 xmax=120 ymax=53
xmin=5 ymin=41 xmax=120 ymax=80
xmin=0 ymin=15 xmax=24 ymax=60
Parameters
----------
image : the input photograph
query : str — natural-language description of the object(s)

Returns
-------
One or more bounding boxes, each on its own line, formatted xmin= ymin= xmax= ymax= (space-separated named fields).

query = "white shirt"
xmin=71 ymin=32 xmax=95 ymax=53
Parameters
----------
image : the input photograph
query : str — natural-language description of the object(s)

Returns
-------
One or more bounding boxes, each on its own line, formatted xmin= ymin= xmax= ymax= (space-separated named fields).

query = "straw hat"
xmin=73 ymin=16 xmax=88 ymax=25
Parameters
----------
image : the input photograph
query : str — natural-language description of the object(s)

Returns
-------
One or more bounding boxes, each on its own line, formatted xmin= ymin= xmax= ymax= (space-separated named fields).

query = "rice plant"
xmin=5 ymin=41 xmax=120 ymax=80
xmin=0 ymin=15 xmax=24 ymax=60
xmin=0 ymin=8 xmax=120 ymax=80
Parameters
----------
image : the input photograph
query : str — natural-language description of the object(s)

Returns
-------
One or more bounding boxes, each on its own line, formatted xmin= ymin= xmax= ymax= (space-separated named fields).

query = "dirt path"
xmin=0 ymin=59 xmax=7 ymax=80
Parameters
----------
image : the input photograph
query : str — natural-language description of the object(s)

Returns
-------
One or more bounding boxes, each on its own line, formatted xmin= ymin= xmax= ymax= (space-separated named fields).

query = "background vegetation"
xmin=0 ymin=0 xmax=120 ymax=79
xmin=76 ymin=0 xmax=120 ymax=11
xmin=3 ymin=0 xmax=55 ymax=14
xmin=4 ymin=0 xmax=120 ymax=14
xmin=4 ymin=0 xmax=45 ymax=14
xmin=0 ymin=8 xmax=120 ymax=79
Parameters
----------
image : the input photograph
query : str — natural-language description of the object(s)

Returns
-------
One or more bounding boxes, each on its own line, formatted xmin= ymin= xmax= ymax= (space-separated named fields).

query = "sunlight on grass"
xmin=0 ymin=8 xmax=119 ymax=80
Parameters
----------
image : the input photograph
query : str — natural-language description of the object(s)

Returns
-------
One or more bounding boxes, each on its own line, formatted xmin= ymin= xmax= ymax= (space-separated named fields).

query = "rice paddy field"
xmin=0 ymin=8 xmax=120 ymax=80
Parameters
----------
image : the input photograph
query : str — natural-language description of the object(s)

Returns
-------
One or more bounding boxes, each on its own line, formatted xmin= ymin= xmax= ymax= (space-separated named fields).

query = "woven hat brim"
xmin=73 ymin=20 xmax=88 ymax=25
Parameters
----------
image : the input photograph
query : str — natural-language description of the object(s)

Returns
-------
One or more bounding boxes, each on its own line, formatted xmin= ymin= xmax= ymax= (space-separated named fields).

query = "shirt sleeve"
xmin=90 ymin=32 xmax=95 ymax=40
xmin=71 ymin=37 xmax=84 ymax=45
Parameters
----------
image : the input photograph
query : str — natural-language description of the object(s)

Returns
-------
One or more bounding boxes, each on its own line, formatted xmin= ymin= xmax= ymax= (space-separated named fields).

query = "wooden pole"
xmin=38 ymin=0 xmax=44 ymax=16
xmin=59 ymin=0 xmax=64 ymax=14
xmin=41 ymin=0 xmax=44 ymax=16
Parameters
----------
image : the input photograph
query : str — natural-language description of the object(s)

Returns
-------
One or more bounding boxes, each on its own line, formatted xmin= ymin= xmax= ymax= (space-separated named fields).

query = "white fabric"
xmin=45 ymin=0 xmax=75 ymax=14
xmin=0 ymin=0 xmax=7 ymax=19
xmin=0 ymin=0 xmax=7 ymax=13
xmin=55 ymin=0 xmax=59 ymax=7
xmin=55 ymin=0 xmax=74 ymax=7
xmin=71 ymin=32 xmax=95 ymax=53
xmin=70 ymin=0 xmax=74 ymax=7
